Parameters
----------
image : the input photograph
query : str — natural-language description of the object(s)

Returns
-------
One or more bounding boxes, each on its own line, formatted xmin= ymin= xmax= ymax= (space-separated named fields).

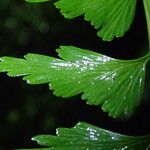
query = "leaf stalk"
xmin=143 ymin=0 xmax=150 ymax=49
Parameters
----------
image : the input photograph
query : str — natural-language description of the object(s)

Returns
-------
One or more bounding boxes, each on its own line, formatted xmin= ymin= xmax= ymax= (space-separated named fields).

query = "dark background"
xmin=0 ymin=0 xmax=150 ymax=149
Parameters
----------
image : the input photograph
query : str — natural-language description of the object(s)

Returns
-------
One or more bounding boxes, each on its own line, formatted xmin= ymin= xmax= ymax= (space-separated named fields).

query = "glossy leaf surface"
xmin=55 ymin=0 xmax=137 ymax=41
xmin=21 ymin=122 xmax=150 ymax=149
xmin=0 ymin=46 xmax=149 ymax=118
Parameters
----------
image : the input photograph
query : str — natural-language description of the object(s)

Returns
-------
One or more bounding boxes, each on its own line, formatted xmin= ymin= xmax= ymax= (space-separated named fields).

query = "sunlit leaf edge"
xmin=18 ymin=122 xmax=150 ymax=150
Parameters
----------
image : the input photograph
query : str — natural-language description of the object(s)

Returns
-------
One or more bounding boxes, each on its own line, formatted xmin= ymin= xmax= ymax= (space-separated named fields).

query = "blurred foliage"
xmin=0 ymin=0 xmax=63 ymax=55
xmin=0 ymin=0 xmax=150 ymax=150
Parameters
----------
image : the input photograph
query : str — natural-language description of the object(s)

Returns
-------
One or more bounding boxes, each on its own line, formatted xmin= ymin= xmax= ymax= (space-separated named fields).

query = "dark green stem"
xmin=143 ymin=0 xmax=150 ymax=49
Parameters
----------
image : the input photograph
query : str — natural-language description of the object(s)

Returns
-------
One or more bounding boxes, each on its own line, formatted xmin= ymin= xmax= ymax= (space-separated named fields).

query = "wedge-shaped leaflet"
xmin=21 ymin=122 xmax=150 ymax=149
xmin=0 ymin=46 xmax=148 ymax=118
xmin=55 ymin=0 xmax=137 ymax=41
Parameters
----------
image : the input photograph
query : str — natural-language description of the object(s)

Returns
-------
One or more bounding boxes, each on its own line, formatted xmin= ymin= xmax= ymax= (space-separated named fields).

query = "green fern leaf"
xmin=20 ymin=122 xmax=150 ymax=150
xmin=55 ymin=0 xmax=137 ymax=41
xmin=0 ymin=46 xmax=149 ymax=118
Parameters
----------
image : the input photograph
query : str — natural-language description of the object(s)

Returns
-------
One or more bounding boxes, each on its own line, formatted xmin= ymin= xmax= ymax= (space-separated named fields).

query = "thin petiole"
xmin=143 ymin=0 xmax=150 ymax=49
